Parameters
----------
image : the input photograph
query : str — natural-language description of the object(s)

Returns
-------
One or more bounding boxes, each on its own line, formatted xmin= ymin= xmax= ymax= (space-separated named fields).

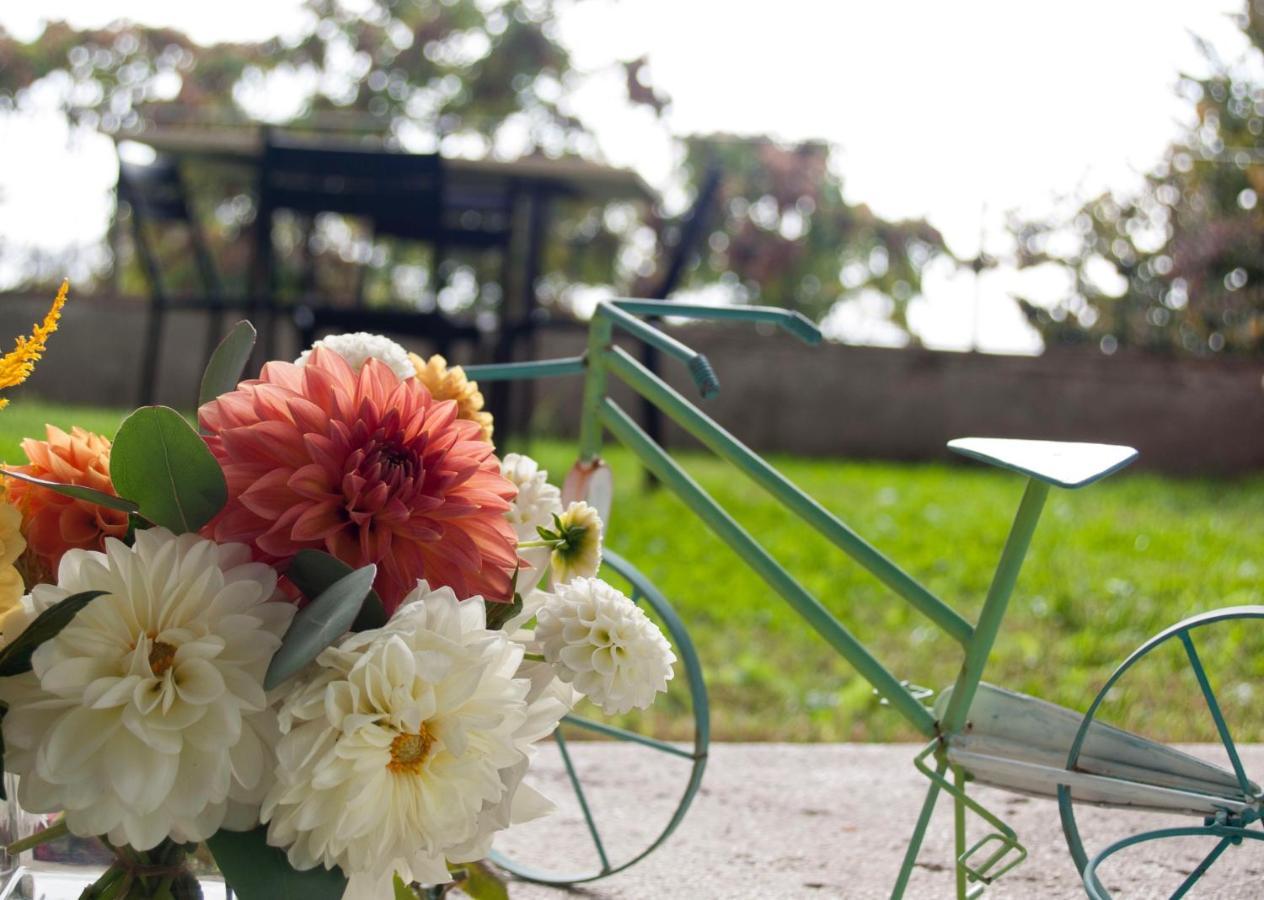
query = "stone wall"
xmin=529 ymin=325 xmax=1264 ymax=475
xmin=4 ymin=293 xmax=1263 ymax=475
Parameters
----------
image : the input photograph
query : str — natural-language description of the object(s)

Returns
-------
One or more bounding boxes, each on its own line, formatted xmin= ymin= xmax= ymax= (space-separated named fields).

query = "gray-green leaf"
xmin=110 ymin=406 xmax=228 ymax=533
xmin=198 ymin=320 xmax=257 ymax=411
xmin=0 ymin=590 xmax=106 ymax=678
xmin=287 ymin=549 xmax=388 ymax=632
xmin=264 ymin=564 xmax=377 ymax=690
xmin=0 ymin=469 xmax=138 ymax=514
xmin=207 ymin=826 xmax=346 ymax=900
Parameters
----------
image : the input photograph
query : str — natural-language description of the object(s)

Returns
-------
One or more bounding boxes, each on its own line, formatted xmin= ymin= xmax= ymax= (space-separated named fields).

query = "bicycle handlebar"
xmin=594 ymin=298 xmax=821 ymax=398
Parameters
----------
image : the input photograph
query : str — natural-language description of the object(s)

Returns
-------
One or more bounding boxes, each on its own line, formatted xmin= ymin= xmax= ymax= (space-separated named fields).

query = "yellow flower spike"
xmin=0 ymin=280 xmax=68 ymax=410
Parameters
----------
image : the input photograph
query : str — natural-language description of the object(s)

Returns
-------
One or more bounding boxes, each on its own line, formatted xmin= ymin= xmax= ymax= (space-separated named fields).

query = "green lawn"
xmin=4 ymin=400 xmax=1263 ymax=743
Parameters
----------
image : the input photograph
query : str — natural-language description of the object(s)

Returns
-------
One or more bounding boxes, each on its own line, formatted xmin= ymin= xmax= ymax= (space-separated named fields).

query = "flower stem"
xmin=516 ymin=539 xmax=560 ymax=550
xmin=6 ymin=816 xmax=68 ymax=855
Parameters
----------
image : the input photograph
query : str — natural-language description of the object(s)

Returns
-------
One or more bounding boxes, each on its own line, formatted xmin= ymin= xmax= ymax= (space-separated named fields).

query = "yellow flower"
xmin=0 ymin=499 xmax=26 ymax=570
xmin=0 ymin=499 xmax=28 ymax=640
xmin=0 ymin=280 xmax=68 ymax=410
xmin=410 ymin=352 xmax=494 ymax=442
xmin=549 ymin=500 xmax=604 ymax=585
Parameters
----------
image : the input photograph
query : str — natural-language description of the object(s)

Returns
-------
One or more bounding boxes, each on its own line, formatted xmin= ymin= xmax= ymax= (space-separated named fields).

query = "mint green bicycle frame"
xmin=467 ymin=299 xmax=1063 ymax=897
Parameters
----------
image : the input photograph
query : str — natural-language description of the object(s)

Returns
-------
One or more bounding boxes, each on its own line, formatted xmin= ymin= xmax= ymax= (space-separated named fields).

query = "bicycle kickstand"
xmin=898 ymin=741 xmax=1028 ymax=899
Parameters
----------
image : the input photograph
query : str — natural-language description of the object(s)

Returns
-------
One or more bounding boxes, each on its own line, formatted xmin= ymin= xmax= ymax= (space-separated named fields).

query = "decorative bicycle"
xmin=468 ymin=299 xmax=1260 ymax=899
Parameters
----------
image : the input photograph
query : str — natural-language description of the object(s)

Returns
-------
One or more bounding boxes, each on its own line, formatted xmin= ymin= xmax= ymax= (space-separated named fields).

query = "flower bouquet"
xmin=0 ymin=287 xmax=676 ymax=899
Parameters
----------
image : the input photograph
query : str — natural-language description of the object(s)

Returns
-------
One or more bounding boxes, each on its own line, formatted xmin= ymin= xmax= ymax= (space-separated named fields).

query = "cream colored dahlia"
xmin=501 ymin=453 xmax=563 ymax=593
xmin=412 ymin=352 xmax=494 ymax=442
xmin=261 ymin=582 xmax=569 ymax=899
xmin=0 ymin=528 xmax=295 ymax=850
xmin=535 ymin=577 xmax=675 ymax=715
xmin=550 ymin=501 xmax=603 ymax=585
xmin=296 ymin=332 xmax=414 ymax=380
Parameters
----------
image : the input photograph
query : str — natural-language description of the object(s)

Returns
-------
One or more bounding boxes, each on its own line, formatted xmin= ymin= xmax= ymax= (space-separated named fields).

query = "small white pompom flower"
xmin=501 ymin=454 xmax=563 ymax=540
xmin=295 ymin=332 xmax=414 ymax=380
xmin=261 ymin=581 xmax=568 ymax=900
xmin=546 ymin=501 xmax=603 ymax=585
xmin=535 ymin=577 xmax=674 ymax=715
xmin=0 ymin=529 xmax=295 ymax=850
xmin=501 ymin=453 xmax=563 ymax=592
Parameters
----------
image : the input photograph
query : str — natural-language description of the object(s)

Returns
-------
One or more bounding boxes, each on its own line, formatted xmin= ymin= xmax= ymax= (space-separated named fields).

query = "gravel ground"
xmin=491 ymin=743 xmax=1264 ymax=899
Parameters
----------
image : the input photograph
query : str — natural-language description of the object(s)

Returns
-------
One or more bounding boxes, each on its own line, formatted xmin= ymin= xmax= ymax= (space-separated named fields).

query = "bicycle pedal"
xmin=959 ymin=831 xmax=1027 ymax=885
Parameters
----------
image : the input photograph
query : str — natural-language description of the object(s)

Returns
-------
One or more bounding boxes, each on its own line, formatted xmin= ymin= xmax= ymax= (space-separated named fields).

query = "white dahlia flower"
xmin=261 ymin=582 xmax=569 ymax=899
xmin=549 ymin=501 xmax=603 ymax=585
xmin=295 ymin=332 xmax=414 ymax=380
xmin=500 ymin=453 xmax=563 ymax=592
xmin=535 ymin=577 xmax=674 ymax=715
xmin=0 ymin=529 xmax=295 ymax=850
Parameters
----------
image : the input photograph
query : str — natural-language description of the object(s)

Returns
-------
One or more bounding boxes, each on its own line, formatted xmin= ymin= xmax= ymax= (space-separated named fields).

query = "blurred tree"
xmin=0 ymin=2 xmax=951 ymax=338
xmin=1009 ymin=3 xmax=1264 ymax=356
xmin=0 ymin=2 xmax=588 ymax=150
xmin=669 ymin=135 xmax=948 ymax=330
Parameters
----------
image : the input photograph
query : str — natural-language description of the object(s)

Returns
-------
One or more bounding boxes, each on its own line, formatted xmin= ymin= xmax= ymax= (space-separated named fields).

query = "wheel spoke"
xmin=1169 ymin=836 xmax=1232 ymax=899
xmin=1179 ymin=632 xmax=1253 ymax=797
xmin=562 ymin=714 xmax=697 ymax=760
xmin=554 ymin=729 xmax=611 ymax=873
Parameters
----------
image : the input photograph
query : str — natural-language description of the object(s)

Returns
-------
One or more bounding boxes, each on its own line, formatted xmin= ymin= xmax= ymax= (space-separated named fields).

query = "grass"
xmin=4 ymin=400 xmax=1263 ymax=743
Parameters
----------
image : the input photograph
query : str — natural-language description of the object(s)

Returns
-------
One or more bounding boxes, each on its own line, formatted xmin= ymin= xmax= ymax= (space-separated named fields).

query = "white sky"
xmin=0 ymin=0 xmax=1250 ymax=352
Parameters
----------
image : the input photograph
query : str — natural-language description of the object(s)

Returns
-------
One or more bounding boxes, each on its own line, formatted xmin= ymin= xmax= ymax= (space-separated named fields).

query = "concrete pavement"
xmin=492 ymin=743 xmax=1264 ymax=899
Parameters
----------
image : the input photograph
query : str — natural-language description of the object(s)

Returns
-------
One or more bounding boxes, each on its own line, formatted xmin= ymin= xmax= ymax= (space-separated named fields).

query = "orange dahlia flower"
xmin=6 ymin=425 xmax=129 ymax=585
xmin=199 ymin=347 xmax=519 ymax=612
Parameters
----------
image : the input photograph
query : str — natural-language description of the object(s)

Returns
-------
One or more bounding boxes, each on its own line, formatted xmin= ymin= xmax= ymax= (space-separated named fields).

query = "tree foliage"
xmin=674 ymin=135 xmax=947 ymax=328
xmin=1 ymin=1 xmax=951 ymax=337
xmin=1010 ymin=3 xmax=1264 ymax=356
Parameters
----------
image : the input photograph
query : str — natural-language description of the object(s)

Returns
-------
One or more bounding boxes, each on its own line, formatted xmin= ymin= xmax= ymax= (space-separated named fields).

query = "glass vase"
xmin=0 ymin=776 xmax=232 ymax=900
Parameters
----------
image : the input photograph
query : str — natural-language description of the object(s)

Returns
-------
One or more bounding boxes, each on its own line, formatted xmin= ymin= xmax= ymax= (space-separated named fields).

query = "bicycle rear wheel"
xmin=1059 ymin=606 xmax=1264 ymax=899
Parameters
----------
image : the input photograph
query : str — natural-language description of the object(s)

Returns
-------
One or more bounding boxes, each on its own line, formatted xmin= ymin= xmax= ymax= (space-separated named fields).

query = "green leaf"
xmin=392 ymin=873 xmax=420 ymax=900
xmin=110 ymin=406 xmax=228 ymax=533
xmin=485 ymin=593 xmax=523 ymax=631
xmin=0 ymin=590 xmax=105 ymax=678
xmin=265 ymin=563 xmax=378 ymax=690
xmin=198 ymin=320 xmax=257 ymax=410
xmin=0 ymin=469 xmax=138 ymax=514
xmin=456 ymin=861 xmax=509 ymax=900
xmin=286 ymin=549 xmax=388 ymax=632
xmin=207 ymin=827 xmax=346 ymax=900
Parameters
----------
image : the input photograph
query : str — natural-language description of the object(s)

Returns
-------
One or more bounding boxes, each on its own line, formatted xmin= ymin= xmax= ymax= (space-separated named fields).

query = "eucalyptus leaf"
xmin=110 ymin=406 xmax=228 ymax=533
xmin=207 ymin=826 xmax=346 ymax=900
xmin=287 ymin=550 xmax=388 ymax=631
xmin=265 ymin=564 xmax=377 ymax=690
xmin=198 ymin=320 xmax=257 ymax=410
xmin=0 ymin=469 xmax=138 ymax=514
xmin=0 ymin=590 xmax=105 ymax=677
